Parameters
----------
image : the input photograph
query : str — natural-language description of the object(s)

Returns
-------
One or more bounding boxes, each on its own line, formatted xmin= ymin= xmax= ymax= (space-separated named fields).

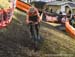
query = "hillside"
xmin=0 ymin=9 xmax=75 ymax=57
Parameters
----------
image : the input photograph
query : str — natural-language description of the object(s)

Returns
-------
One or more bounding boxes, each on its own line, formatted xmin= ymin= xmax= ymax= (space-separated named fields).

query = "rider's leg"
xmin=29 ymin=23 xmax=34 ymax=37
xmin=35 ymin=23 xmax=40 ymax=39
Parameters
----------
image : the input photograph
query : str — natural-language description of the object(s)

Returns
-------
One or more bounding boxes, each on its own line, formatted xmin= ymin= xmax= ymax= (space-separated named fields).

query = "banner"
xmin=0 ymin=10 xmax=3 ymax=22
xmin=46 ymin=15 xmax=57 ymax=22
xmin=7 ymin=8 xmax=13 ymax=20
xmin=0 ymin=0 xmax=16 ymax=28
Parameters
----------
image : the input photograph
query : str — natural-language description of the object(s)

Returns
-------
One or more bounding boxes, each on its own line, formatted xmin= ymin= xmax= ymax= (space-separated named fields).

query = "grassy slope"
xmin=0 ymin=0 xmax=10 ymax=9
xmin=0 ymin=9 xmax=75 ymax=57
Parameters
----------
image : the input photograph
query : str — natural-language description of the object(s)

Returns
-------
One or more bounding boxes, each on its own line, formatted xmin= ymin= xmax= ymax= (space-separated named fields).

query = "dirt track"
xmin=0 ymin=9 xmax=75 ymax=57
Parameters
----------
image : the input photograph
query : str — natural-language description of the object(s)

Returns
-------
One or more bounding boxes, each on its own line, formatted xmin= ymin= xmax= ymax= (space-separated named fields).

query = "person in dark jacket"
xmin=71 ymin=14 xmax=75 ymax=28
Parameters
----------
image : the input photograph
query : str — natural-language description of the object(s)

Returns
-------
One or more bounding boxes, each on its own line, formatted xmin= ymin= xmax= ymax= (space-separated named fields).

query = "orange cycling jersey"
xmin=27 ymin=11 xmax=39 ymax=22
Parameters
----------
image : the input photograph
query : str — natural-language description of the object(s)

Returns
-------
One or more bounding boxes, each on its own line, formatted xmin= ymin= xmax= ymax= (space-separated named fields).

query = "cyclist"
xmin=26 ymin=7 xmax=41 ymax=41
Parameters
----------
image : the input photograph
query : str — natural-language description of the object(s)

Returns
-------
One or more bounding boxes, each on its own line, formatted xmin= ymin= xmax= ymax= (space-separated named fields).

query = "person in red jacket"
xmin=26 ymin=7 xmax=42 ymax=41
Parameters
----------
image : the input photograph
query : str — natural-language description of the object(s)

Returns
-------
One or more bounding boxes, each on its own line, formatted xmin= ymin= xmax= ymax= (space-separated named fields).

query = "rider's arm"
xmin=26 ymin=13 xmax=29 ymax=24
xmin=39 ymin=13 xmax=43 ymax=22
xmin=36 ymin=10 xmax=43 ymax=22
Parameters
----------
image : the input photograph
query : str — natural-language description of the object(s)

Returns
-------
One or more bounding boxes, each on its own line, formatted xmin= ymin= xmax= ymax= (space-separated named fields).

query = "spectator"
xmin=71 ymin=14 xmax=75 ymax=28
xmin=57 ymin=11 xmax=63 ymax=23
xmin=61 ymin=13 xmax=68 ymax=23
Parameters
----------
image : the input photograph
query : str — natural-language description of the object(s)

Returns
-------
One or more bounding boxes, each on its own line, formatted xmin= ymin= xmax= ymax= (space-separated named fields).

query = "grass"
xmin=0 ymin=0 xmax=10 ymax=9
xmin=40 ymin=26 xmax=75 ymax=57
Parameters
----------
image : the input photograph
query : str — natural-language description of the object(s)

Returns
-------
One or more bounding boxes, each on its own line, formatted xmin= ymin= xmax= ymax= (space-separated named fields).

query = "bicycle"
xmin=29 ymin=22 xmax=40 ymax=51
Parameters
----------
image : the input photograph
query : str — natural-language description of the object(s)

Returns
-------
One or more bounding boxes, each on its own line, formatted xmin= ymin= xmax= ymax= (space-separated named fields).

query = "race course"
xmin=0 ymin=9 xmax=75 ymax=57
